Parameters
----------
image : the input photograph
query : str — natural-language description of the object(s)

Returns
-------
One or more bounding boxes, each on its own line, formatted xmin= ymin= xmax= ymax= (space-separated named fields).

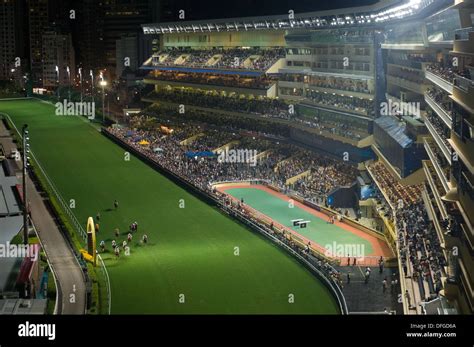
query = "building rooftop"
xmin=142 ymin=0 xmax=447 ymax=35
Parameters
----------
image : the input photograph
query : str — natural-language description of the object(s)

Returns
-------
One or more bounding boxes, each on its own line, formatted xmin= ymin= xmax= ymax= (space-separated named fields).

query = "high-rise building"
xmin=0 ymin=0 xmax=18 ymax=81
xmin=42 ymin=31 xmax=75 ymax=88
xmin=0 ymin=0 xmax=28 ymax=84
xmin=116 ymin=34 xmax=138 ymax=77
xmin=28 ymin=0 xmax=49 ymax=87
xmin=102 ymin=0 xmax=159 ymax=78
xmin=75 ymin=0 xmax=105 ymax=73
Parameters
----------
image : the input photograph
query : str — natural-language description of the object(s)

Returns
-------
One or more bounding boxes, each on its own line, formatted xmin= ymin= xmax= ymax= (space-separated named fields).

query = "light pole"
xmin=100 ymin=80 xmax=107 ymax=124
xmin=55 ymin=65 xmax=60 ymax=101
xmin=67 ymin=66 xmax=71 ymax=102
xmin=22 ymin=125 xmax=30 ymax=245
xmin=79 ymin=68 xmax=83 ymax=103
xmin=90 ymin=70 xmax=94 ymax=103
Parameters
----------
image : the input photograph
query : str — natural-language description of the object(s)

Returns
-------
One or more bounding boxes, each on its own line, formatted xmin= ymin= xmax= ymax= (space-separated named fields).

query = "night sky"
xmin=161 ymin=0 xmax=379 ymax=21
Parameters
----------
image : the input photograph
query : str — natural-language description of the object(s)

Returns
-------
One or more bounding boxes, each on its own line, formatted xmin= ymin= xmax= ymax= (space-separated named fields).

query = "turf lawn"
xmin=225 ymin=188 xmax=373 ymax=254
xmin=0 ymin=99 xmax=340 ymax=314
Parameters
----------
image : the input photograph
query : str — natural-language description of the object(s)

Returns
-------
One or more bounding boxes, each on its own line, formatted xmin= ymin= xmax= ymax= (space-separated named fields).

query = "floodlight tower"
xmin=67 ymin=66 xmax=71 ymax=102
xmin=90 ymin=70 xmax=94 ymax=103
xmin=100 ymin=79 xmax=107 ymax=124
xmin=78 ymin=68 xmax=83 ymax=103
xmin=55 ymin=65 xmax=60 ymax=101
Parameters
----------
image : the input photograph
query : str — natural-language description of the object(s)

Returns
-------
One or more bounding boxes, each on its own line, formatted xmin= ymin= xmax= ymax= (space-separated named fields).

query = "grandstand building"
xmin=139 ymin=0 xmax=473 ymax=314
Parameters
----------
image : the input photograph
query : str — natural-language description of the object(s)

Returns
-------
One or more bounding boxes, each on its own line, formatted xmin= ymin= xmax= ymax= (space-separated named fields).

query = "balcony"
xmin=453 ymin=74 xmax=474 ymax=93
xmin=424 ymin=94 xmax=452 ymax=129
xmin=453 ymin=27 xmax=474 ymax=55
xmin=424 ymin=116 xmax=452 ymax=164
xmin=144 ymin=77 xmax=275 ymax=97
xmin=423 ymin=137 xmax=450 ymax=192
xmin=387 ymin=75 xmax=427 ymax=94
xmin=422 ymin=161 xmax=449 ymax=220
xmin=387 ymin=57 xmax=426 ymax=71
xmin=425 ymin=70 xmax=454 ymax=94
xmin=278 ymin=80 xmax=306 ymax=89
xmin=422 ymin=186 xmax=447 ymax=251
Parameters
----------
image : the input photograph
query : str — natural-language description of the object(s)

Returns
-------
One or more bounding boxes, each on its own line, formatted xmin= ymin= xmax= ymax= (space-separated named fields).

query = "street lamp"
xmin=90 ymin=70 xmax=94 ymax=103
xmin=66 ymin=66 xmax=71 ymax=102
xmin=78 ymin=68 xmax=83 ymax=103
xmin=22 ymin=125 xmax=30 ymax=245
xmin=100 ymin=80 xmax=107 ymax=124
xmin=55 ymin=65 xmax=59 ymax=101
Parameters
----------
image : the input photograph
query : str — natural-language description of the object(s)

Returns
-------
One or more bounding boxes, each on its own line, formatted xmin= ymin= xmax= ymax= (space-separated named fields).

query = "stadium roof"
xmin=375 ymin=115 xmax=412 ymax=148
xmin=142 ymin=0 xmax=449 ymax=35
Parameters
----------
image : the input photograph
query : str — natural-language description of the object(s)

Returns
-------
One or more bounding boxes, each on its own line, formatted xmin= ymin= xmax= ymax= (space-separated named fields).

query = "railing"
xmin=1 ymin=111 xmax=112 ymax=315
xmin=454 ymin=74 xmax=474 ymax=92
xmin=96 ymin=254 xmax=111 ymax=315
xmin=219 ymin=199 xmax=349 ymax=314
xmin=104 ymin=133 xmax=349 ymax=314
xmin=454 ymin=27 xmax=473 ymax=41
xmin=30 ymin=219 xmax=61 ymax=314
xmin=387 ymin=57 xmax=423 ymax=70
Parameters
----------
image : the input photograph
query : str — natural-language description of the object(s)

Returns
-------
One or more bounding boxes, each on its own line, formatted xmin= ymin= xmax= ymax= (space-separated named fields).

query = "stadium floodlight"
xmin=90 ymin=70 xmax=94 ymax=104
xmin=100 ymin=80 xmax=107 ymax=124
xmin=79 ymin=68 xmax=83 ymax=103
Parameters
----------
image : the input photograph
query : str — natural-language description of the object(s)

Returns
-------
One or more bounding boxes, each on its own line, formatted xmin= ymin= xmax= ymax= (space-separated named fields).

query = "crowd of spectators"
xmin=425 ymin=139 xmax=450 ymax=181
xmin=148 ymin=88 xmax=369 ymax=141
xmin=306 ymin=90 xmax=374 ymax=116
xmin=292 ymin=161 xmax=358 ymax=202
xmin=215 ymin=47 xmax=285 ymax=70
xmin=426 ymin=88 xmax=453 ymax=116
xmin=308 ymin=76 xmax=371 ymax=94
xmin=426 ymin=63 xmax=455 ymax=82
xmin=279 ymin=74 xmax=371 ymax=94
xmin=389 ymin=66 xmax=425 ymax=84
xmin=148 ymin=88 xmax=290 ymax=116
xmin=294 ymin=116 xmax=365 ymax=141
xmin=425 ymin=111 xmax=452 ymax=149
xmin=151 ymin=47 xmax=285 ymax=71
xmin=396 ymin=202 xmax=446 ymax=301
xmin=146 ymin=104 xmax=291 ymax=138
xmin=149 ymin=71 xmax=276 ymax=89
xmin=405 ymin=54 xmax=431 ymax=62
xmin=368 ymin=161 xmax=422 ymax=208
xmin=366 ymin=160 xmax=447 ymax=304
xmin=108 ymin=113 xmax=357 ymax=201
xmin=426 ymin=62 xmax=471 ymax=82
xmin=184 ymin=129 xmax=238 ymax=152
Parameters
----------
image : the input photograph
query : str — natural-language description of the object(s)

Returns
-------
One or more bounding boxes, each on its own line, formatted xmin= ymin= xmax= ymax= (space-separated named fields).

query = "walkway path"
xmin=0 ymin=117 xmax=87 ymax=314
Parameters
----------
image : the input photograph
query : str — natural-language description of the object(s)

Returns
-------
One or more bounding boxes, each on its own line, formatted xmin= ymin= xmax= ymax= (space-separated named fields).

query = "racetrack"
xmin=0 ymin=99 xmax=340 ymax=314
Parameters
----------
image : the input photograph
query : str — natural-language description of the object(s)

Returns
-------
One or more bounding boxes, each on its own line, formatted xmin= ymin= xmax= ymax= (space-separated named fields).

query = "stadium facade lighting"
xmin=142 ymin=0 xmax=433 ymax=34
